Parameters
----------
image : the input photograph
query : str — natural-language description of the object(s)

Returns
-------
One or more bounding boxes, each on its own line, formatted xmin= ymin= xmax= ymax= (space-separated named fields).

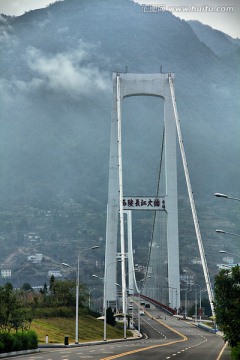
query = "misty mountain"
xmin=0 ymin=0 xmax=239 ymax=283
xmin=188 ymin=20 xmax=240 ymax=71
xmin=188 ymin=20 xmax=240 ymax=56
xmin=0 ymin=0 xmax=239 ymax=203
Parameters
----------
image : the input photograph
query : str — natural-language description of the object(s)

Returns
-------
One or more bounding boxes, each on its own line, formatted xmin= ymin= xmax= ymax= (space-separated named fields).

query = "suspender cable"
xmin=168 ymin=74 xmax=215 ymax=316
xmin=144 ymin=126 xmax=166 ymax=286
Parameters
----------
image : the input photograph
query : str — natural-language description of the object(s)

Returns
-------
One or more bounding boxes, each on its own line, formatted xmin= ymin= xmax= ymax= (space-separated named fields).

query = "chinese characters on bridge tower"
xmin=123 ymin=197 xmax=166 ymax=211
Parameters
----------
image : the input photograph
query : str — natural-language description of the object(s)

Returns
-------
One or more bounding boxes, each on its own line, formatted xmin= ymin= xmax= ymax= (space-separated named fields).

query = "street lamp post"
xmin=92 ymin=274 xmax=104 ymax=313
xmin=185 ymin=289 xmax=189 ymax=318
xmin=136 ymin=278 xmax=147 ymax=336
xmin=137 ymin=289 xmax=141 ymax=335
xmin=103 ymin=260 xmax=122 ymax=341
xmin=121 ymin=269 xmax=139 ymax=337
xmin=215 ymin=192 xmax=240 ymax=263
xmin=88 ymin=288 xmax=96 ymax=309
xmin=92 ymin=274 xmax=103 ymax=282
xmin=198 ymin=288 xmax=207 ymax=322
xmin=165 ymin=285 xmax=178 ymax=313
xmin=214 ymin=193 xmax=240 ymax=202
xmin=194 ymin=284 xmax=201 ymax=323
xmin=115 ymin=283 xmax=136 ymax=335
xmin=219 ymin=250 xmax=240 ymax=261
xmin=62 ymin=245 xmax=99 ymax=344
xmin=216 ymin=229 xmax=240 ymax=238
xmin=183 ymin=288 xmax=192 ymax=318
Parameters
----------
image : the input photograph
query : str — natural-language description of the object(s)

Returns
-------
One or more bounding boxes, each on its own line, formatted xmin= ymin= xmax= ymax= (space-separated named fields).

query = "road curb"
xmin=0 ymin=349 xmax=40 ymax=358
xmin=39 ymin=331 xmax=142 ymax=349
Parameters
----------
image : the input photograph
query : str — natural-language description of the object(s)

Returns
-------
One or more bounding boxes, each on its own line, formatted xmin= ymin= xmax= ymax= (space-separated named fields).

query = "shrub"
xmin=0 ymin=331 xmax=38 ymax=353
xmin=231 ymin=343 xmax=240 ymax=360
xmin=27 ymin=330 xmax=38 ymax=349
xmin=20 ymin=332 xmax=30 ymax=350
xmin=0 ymin=333 xmax=14 ymax=353
xmin=13 ymin=333 xmax=23 ymax=351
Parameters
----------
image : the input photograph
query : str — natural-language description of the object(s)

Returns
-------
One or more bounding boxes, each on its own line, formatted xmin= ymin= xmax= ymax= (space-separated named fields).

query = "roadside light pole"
xmin=219 ymin=250 xmax=240 ymax=261
xmin=198 ymin=288 xmax=207 ymax=323
xmin=116 ymin=283 xmax=135 ymax=336
xmin=170 ymin=286 xmax=178 ymax=313
xmin=88 ymin=288 xmax=96 ymax=309
xmin=164 ymin=285 xmax=178 ymax=313
xmin=216 ymin=229 xmax=240 ymax=239
xmin=194 ymin=283 xmax=201 ymax=323
xmin=137 ymin=289 xmax=141 ymax=336
xmin=103 ymin=260 xmax=122 ymax=341
xmin=92 ymin=274 xmax=103 ymax=284
xmin=183 ymin=288 xmax=192 ymax=318
xmin=214 ymin=193 xmax=240 ymax=202
xmin=62 ymin=245 xmax=99 ymax=344
xmin=137 ymin=278 xmax=146 ymax=336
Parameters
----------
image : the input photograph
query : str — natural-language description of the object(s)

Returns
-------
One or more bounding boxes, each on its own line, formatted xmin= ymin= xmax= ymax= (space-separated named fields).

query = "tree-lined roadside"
xmin=0 ymin=276 xmax=132 ymax=352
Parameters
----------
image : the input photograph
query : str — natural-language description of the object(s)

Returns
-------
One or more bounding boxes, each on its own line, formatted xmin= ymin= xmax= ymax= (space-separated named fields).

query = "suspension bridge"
xmin=104 ymin=72 xmax=214 ymax=320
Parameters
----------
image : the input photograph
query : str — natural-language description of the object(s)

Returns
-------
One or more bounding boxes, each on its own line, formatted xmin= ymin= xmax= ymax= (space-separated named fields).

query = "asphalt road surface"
xmin=9 ymin=304 xmax=229 ymax=360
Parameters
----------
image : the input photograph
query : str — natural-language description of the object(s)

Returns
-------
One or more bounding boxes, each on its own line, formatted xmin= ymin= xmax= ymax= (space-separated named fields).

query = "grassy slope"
xmin=31 ymin=315 xmax=132 ymax=344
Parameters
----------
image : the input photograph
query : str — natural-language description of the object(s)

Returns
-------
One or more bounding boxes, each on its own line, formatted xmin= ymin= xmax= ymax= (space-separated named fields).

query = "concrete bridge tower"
xmin=104 ymin=72 xmax=180 ymax=310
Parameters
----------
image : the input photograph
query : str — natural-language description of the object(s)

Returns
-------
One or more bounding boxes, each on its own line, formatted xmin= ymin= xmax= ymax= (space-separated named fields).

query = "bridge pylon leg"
xmin=104 ymin=72 xmax=180 ymax=310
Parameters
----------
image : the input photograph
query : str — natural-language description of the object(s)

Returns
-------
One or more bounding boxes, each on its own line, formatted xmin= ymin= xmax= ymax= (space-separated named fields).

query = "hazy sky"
xmin=137 ymin=0 xmax=240 ymax=38
xmin=0 ymin=0 xmax=239 ymax=38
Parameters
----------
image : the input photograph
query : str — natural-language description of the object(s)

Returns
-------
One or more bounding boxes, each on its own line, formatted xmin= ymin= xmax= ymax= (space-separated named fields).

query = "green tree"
xmin=214 ymin=266 xmax=240 ymax=347
xmin=0 ymin=283 xmax=33 ymax=332
xmin=42 ymin=277 xmax=88 ymax=308
xmin=50 ymin=279 xmax=76 ymax=307
xmin=41 ymin=283 xmax=48 ymax=295
xmin=0 ymin=283 xmax=16 ymax=332
xmin=21 ymin=283 xmax=32 ymax=292
xmin=17 ymin=290 xmax=40 ymax=330
xmin=49 ymin=275 xmax=55 ymax=294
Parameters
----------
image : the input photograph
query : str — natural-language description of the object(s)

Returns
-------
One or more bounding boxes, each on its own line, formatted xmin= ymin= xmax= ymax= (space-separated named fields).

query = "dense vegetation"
xmin=0 ymin=282 xmax=38 ymax=352
xmin=0 ymin=331 xmax=38 ymax=353
xmin=0 ymin=276 xmax=131 ymax=350
xmin=0 ymin=278 xmax=88 ymax=334
xmin=214 ymin=266 xmax=240 ymax=359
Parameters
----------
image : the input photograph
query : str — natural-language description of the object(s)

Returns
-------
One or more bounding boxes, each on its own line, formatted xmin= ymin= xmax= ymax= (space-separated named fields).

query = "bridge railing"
xmin=139 ymin=294 xmax=176 ymax=315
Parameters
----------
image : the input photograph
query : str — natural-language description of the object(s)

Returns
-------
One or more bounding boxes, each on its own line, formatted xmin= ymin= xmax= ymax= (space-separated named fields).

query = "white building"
xmin=217 ymin=263 xmax=239 ymax=270
xmin=1 ymin=269 xmax=11 ymax=278
xmin=27 ymin=254 xmax=43 ymax=263
xmin=48 ymin=270 xmax=63 ymax=278
xmin=25 ymin=232 xmax=41 ymax=242
xmin=223 ymin=256 xmax=234 ymax=264
xmin=191 ymin=258 xmax=202 ymax=265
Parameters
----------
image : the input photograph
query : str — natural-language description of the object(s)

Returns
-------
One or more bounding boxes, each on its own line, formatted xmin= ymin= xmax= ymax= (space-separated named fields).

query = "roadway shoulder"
xmin=39 ymin=330 xmax=142 ymax=348
xmin=0 ymin=349 xmax=40 ymax=358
